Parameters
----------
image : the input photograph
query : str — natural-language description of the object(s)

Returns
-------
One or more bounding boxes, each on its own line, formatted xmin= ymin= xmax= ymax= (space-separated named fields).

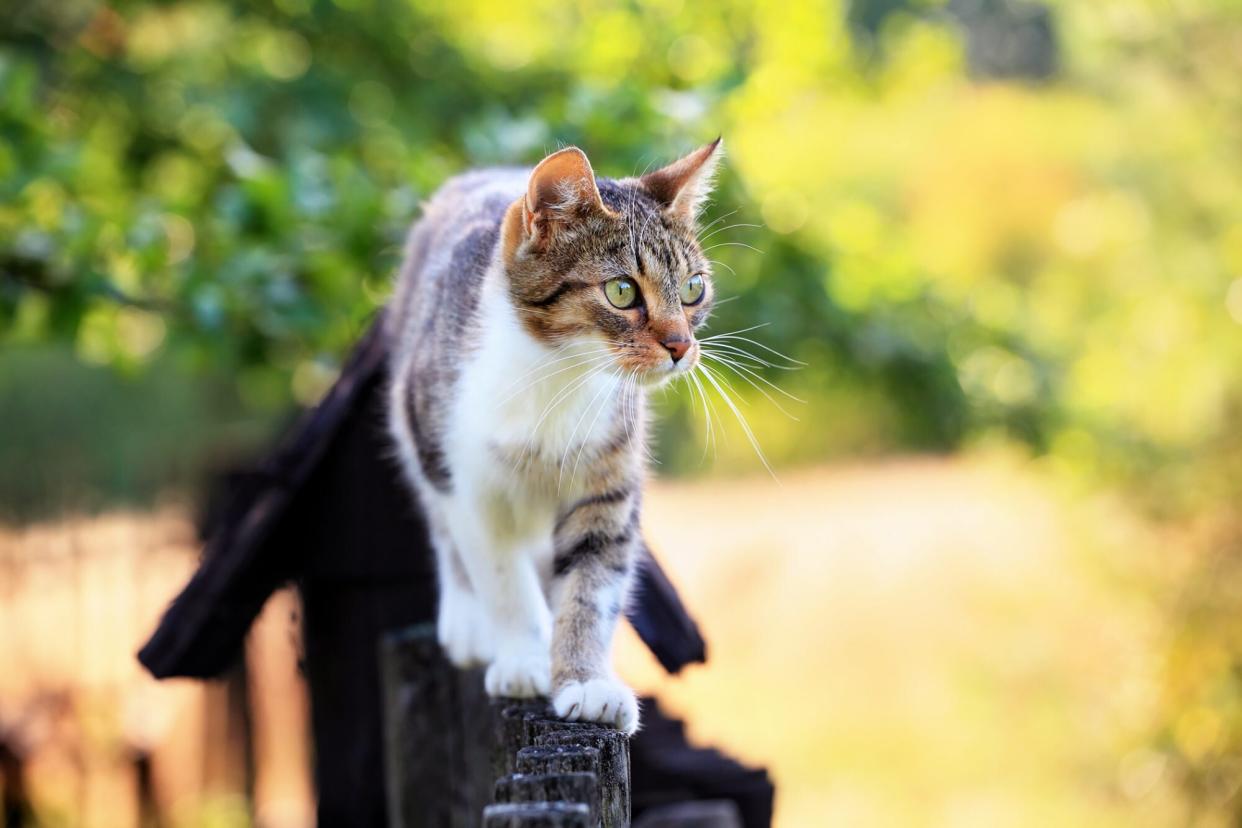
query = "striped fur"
xmin=386 ymin=141 xmax=722 ymax=734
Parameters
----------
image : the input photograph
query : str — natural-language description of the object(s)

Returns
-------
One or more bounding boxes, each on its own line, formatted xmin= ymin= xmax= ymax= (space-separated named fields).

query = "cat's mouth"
xmin=638 ymin=345 xmax=700 ymax=385
xmin=604 ymin=338 xmax=700 ymax=385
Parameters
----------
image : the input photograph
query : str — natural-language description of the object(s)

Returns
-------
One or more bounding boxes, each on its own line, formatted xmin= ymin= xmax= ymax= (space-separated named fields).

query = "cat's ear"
xmin=521 ymin=146 xmax=608 ymax=249
xmin=640 ymin=137 xmax=723 ymax=222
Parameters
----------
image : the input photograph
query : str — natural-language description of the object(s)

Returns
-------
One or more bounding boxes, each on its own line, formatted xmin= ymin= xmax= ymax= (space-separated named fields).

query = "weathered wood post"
xmin=379 ymin=623 xmax=495 ymax=827
xmin=481 ymin=802 xmax=592 ymax=827
xmin=488 ymin=710 xmax=630 ymax=827
xmin=381 ymin=624 xmax=634 ymax=827
xmin=532 ymin=727 xmax=629 ymax=827
xmin=493 ymin=773 xmax=598 ymax=823
xmin=492 ymin=699 xmax=550 ymax=778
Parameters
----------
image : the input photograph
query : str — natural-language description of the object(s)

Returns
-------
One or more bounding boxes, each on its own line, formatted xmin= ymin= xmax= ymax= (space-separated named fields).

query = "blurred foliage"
xmin=3 ymin=0 xmax=1242 ymax=817
xmin=0 ymin=343 xmax=267 ymax=517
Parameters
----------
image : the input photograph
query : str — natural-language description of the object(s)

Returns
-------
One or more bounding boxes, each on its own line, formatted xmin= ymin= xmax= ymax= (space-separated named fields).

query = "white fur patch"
xmin=449 ymin=278 xmax=627 ymax=511
xmin=485 ymin=639 xmax=552 ymax=698
xmin=437 ymin=586 xmax=494 ymax=668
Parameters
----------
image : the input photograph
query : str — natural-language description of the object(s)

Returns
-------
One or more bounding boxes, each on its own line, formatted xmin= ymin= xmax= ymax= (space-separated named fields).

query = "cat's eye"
xmin=680 ymin=274 xmax=706 ymax=306
xmin=605 ymin=278 xmax=639 ymax=309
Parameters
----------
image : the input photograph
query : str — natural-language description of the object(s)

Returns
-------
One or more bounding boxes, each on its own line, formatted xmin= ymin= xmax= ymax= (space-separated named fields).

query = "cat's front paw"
xmin=552 ymin=678 xmax=639 ymax=734
xmin=485 ymin=645 xmax=551 ymax=698
xmin=437 ymin=590 xmax=494 ymax=668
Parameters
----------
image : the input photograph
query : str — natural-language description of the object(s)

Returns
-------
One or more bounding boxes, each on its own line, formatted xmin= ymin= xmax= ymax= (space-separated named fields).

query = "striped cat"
xmin=386 ymin=140 xmax=721 ymax=734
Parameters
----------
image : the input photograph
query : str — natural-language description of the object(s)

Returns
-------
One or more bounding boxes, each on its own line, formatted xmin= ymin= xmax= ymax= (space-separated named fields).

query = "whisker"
xmin=686 ymin=370 xmax=715 ymax=462
xmin=699 ymin=222 xmax=762 ymax=242
xmin=512 ymin=362 xmax=612 ymax=473
xmin=699 ymin=361 xmax=749 ymax=406
xmin=626 ymin=174 xmax=643 ymax=264
xmin=705 ymin=258 xmax=737 ymax=277
xmin=638 ymin=202 xmax=660 ymax=251
xmin=699 ymin=328 xmax=807 ymax=367
xmin=697 ymin=209 xmax=739 ymax=236
xmin=702 ymin=349 xmax=769 ymax=373
xmin=533 ymin=362 xmax=611 ymax=432
xmin=701 ymin=340 xmax=800 ymax=370
xmin=694 ymin=365 xmax=724 ymax=454
xmin=560 ymin=368 xmax=619 ymax=494
xmin=632 ymin=372 xmax=657 ymax=464
xmin=700 ymin=354 xmax=803 ymax=419
xmin=497 ymin=350 xmax=616 ymax=406
xmin=700 ymin=322 xmax=772 ymax=340
xmin=702 ymin=241 xmax=764 ymax=254
xmin=681 ymin=371 xmax=699 ymax=437
xmin=499 ymin=343 xmax=608 ymax=391
xmin=698 ymin=362 xmax=779 ymax=482
xmin=619 ymin=371 xmax=637 ymax=458
xmin=702 ymin=335 xmax=806 ymax=367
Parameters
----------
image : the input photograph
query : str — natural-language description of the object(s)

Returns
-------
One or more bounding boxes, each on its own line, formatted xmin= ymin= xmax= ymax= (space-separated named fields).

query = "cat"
xmin=385 ymin=139 xmax=721 ymax=734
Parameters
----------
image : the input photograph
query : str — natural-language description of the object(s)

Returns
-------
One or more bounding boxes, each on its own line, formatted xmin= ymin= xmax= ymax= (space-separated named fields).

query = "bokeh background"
xmin=3 ymin=0 xmax=1242 ymax=824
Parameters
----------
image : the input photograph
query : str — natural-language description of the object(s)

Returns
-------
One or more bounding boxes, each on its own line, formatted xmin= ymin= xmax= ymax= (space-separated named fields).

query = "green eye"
xmin=680 ymin=274 xmax=706 ymax=306
xmin=605 ymin=278 xmax=638 ymax=309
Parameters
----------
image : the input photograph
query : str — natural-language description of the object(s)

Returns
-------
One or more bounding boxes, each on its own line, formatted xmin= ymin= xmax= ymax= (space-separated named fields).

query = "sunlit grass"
xmin=619 ymin=457 xmax=1190 ymax=827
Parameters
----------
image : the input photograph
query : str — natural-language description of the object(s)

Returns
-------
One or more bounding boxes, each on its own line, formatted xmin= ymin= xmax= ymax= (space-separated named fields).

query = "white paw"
xmin=552 ymin=678 xmax=639 ymax=734
xmin=437 ymin=591 xmax=494 ymax=668
xmin=485 ymin=645 xmax=551 ymax=698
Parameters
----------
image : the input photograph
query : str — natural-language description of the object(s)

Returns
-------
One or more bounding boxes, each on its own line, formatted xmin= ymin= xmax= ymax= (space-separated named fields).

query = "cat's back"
xmin=418 ymin=166 xmax=529 ymax=245
xmin=387 ymin=168 xmax=526 ymax=341
xmin=386 ymin=167 xmax=529 ymax=492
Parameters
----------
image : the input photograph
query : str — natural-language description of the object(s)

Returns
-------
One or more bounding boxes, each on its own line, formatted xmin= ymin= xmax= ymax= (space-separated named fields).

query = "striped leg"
xmin=548 ymin=482 xmax=641 ymax=734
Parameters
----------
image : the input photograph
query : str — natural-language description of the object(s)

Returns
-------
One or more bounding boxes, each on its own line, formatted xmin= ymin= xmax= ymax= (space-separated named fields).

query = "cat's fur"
xmin=385 ymin=140 xmax=721 ymax=734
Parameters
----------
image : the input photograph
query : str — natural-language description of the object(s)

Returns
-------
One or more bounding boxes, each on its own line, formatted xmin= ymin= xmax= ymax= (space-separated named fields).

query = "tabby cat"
xmin=386 ymin=140 xmax=722 ymax=734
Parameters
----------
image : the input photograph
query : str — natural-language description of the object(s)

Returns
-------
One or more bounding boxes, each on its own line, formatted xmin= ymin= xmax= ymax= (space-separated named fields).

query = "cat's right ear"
xmin=510 ymin=147 xmax=608 ymax=253
xmin=639 ymin=137 xmax=722 ymax=223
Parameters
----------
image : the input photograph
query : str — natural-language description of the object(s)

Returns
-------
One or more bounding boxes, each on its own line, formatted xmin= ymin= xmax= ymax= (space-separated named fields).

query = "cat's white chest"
xmin=445 ymin=284 xmax=624 ymax=500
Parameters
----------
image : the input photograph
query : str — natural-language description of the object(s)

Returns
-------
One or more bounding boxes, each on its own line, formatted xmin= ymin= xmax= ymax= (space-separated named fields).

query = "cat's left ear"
xmin=640 ymin=137 xmax=723 ymax=222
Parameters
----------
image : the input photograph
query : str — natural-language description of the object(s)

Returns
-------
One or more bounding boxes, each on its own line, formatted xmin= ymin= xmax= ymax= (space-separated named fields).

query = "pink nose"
xmin=661 ymin=337 xmax=691 ymax=363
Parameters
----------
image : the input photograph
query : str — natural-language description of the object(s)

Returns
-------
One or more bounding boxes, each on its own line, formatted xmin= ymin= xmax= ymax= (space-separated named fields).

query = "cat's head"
xmin=501 ymin=140 xmax=723 ymax=385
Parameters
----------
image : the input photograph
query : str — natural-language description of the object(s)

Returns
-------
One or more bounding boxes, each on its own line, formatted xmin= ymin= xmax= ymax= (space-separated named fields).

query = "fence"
xmin=380 ymin=624 xmax=631 ymax=827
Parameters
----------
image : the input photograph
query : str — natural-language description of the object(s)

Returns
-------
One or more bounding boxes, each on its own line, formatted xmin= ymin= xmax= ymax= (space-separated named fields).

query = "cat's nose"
xmin=661 ymin=336 xmax=691 ymax=363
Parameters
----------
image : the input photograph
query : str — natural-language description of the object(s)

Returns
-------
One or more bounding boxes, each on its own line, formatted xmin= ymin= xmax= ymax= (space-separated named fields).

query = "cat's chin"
xmin=637 ymin=367 xmax=678 ymax=389
xmin=637 ymin=358 xmax=697 ymax=388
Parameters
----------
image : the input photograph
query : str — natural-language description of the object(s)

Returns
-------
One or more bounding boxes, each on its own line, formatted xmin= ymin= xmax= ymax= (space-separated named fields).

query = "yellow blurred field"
xmin=619 ymin=457 xmax=1185 ymax=827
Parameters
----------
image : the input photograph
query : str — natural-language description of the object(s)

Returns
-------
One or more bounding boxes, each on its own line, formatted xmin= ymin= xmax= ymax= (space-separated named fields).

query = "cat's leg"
xmin=547 ymin=486 xmax=640 ymax=734
xmin=430 ymin=524 xmax=494 ymax=668
xmin=445 ymin=501 xmax=553 ymax=698
xmin=389 ymin=373 xmax=494 ymax=666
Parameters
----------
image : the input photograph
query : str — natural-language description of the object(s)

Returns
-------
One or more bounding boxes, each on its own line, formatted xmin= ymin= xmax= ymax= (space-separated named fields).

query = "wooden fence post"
xmin=493 ymin=772 xmax=598 ymax=824
xmin=379 ymin=623 xmax=494 ymax=827
xmin=515 ymin=744 xmax=601 ymax=778
xmin=481 ymin=802 xmax=591 ymax=826
xmin=532 ymin=729 xmax=629 ymax=828
xmin=381 ymin=624 xmax=632 ymax=827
